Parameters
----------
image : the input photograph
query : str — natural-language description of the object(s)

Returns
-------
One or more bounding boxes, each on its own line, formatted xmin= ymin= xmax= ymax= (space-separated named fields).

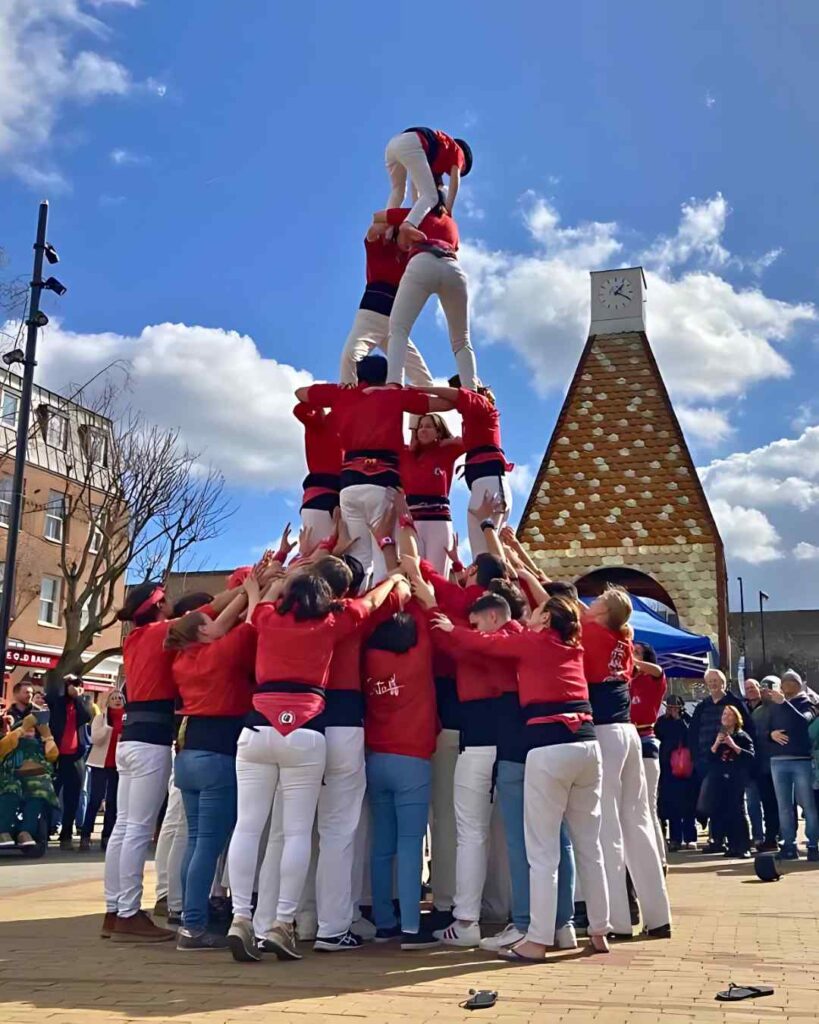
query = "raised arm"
xmin=445 ymin=165 xmax=461 ymax=213
xmin=431 ymin=615 xmax=526 ymax=661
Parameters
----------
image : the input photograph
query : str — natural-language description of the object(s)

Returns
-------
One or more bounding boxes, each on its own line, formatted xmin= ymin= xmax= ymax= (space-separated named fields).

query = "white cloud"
xmin=0 ymin=1 xmax=158 ymax=188
xmin=793 ymin=541 xmax=819 ymax=561
xmin=705 ymin=91 xmax=716 ymax=109
xmin=508 ymin=460 xmax=535 ymax=497
xmin=22 ymin=319 xmax=314 ymax=490
xmin=676 ymin=406 xmax=734 ymax=446
xmin=791 ymin=402 xmax=818 ymax=433
xmin=462 ymin=193 xmax=814 ymax=409
xmin=86 ymin=0 xmax=142 ymax=7
xmin=110 ymin=147 xmax=149 ymax=166
xmin=709 ymin=498 xmax=782 ymax=563
xmin=459 ymin=184 xmax=485 ymax=221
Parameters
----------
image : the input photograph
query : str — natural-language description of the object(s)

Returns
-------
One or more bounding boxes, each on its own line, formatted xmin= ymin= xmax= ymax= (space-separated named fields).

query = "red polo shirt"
xmin=630 ymin=670 xmax=668 ymax=736
xmin=582 ymin=620 xmax=634 ymax=684
xmin=123 ymin=620 xmax=177 ymax=702
xmin=172 ymin=623 xmax=257 ymax=718
xmin=412 ymin=129 xmax=466 ymax=176
xmin=400 ymin=441 xmax=464 ymax=499
xmin=365 ymin=235 xmax=408 ymax=287
xmin=293 ymin=403 xmax=342 ymax=477
xmin=456 ymin=389 xmax=502 ymax=452
xmin=363 ymin=606 xmax=436 ymax=759
xmin=386 ymin=207 xmax=460 ymax=254
xmin=306 ymin=384 xmax=430 ymax=456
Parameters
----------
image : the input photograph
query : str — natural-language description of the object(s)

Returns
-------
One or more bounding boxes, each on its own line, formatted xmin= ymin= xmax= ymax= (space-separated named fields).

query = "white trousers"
xmin=316 ymin=726 xmax=367 ymax=938
xmin=430 ymin=728 xmax=459 ymax=910
xmin=413 ymin=519 xmax=454 ymax=577
xmin=339 ymin=307 xmax=433 ymax=387
xmin=453 ymin=745 xmax=496 ymax=922
xmin=467 ymin=474 xmax=512 ymax=558
xmin=228 ymin=727 xmax=326 ymax=924
xmin=104 ymin=740 xmax=172 ymax=916
xmin=300 ymin=507 xmax=335 ymax=546
xmin=597 ymin=724 xmax=671 ymax=933
xmin=154 ymin=763 xmax=187 ymax=913
xmin=643 ymin=757 xmax=666 ymax=866
xmin=387 ymin=253 xmax=476 ymax=390
xmin=524 ymin=742 xmax=611 ymax=945
xmin=340 ymin=484 xmax=389 ymax=586
xmin=385 ymin=131 xmax=440 ymax=227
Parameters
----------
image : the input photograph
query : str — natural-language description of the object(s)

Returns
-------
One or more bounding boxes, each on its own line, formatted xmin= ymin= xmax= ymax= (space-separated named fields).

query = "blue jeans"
xmin=771 ymin=759 xmax=819 ymax=847
xmin=495 ymin=760 xmax=574 ymax=932
xmin=366 ymin=752 xmax=431 ymax=935
xmin=745 ymin=780 xmax=763 ymax=844
xmin=175 ymin=749 xmax=238 ymax=931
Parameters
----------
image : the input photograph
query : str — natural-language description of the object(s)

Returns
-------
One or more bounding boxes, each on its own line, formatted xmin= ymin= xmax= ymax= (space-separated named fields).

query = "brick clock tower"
xmin=517 ymin=266 xmax=729 ymax=664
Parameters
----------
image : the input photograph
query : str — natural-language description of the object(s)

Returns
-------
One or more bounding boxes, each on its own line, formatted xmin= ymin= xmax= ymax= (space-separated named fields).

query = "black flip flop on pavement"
xmin=715 ymin=983 xmax=774 ymax=1002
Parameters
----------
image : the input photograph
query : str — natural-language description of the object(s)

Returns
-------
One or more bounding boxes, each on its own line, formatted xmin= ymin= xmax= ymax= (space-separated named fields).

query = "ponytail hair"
xmin=546 ymin=594 xmax=582 ymax=647
xmin=602 ymin=584 xmax=633 ymax=636
xmin=164 ymin=611 xmax=209 ymax=651
xmin=278 ymin=574 xmax=340 ymax=622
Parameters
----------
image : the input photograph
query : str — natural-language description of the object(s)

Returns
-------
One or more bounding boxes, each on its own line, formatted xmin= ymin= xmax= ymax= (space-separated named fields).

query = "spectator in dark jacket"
xmin=768 ymin=670 xmax=819 ymax=861
xmin=655 ymin=695 xmax=698 ymax=850
xmin=746 ymin=677 xmax=780 ymax=851
xmin=8 ymin=683 xmax=35 ymax=725
xmin=689 ymin=669 xmax=753 ymax=852
xmin=704 ymin=706 xmax=755 ymax=858
xmin=45 ymin=679 xmax=92 ymax=851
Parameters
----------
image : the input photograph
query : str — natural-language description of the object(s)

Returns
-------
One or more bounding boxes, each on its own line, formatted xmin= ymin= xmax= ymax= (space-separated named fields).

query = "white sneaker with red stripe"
xmin=434 ymin=921 xmax=481 ymax=947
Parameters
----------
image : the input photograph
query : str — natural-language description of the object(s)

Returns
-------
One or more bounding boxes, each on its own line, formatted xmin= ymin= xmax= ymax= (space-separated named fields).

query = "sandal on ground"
xmin=497 ymin=944 xmax=545 ymax=963
xmin=715 ymin=983 xmax=774 ymax=1002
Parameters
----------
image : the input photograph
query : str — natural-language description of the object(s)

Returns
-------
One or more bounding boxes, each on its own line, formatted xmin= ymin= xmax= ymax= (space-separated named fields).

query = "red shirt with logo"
xmin=363 ymin=606 xmax=436 ymax=759
xmin=400 ymin=441 xmax=464 ymax=500
xmin=582 ymin=620 xmax=634 ymax=683
xmin=630 ymin=670 xmax=668 ymax=736
xmin=327 ymin=590 xmax=404 ymax=693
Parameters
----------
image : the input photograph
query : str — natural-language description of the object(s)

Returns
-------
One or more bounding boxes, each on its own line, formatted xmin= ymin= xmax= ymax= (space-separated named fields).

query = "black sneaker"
xmin=176 ymin=928 xmax=229 ymax=951
xmin=375 ymin=925 xmax=402 ymax=943
xmin=702 ymin=842 xmax=725 ymax=854
xmin=425 ymin=907 xmax=454 ymax=933
xmin=314 ymin=930 xmax=363 ymax=953
xmin=645 ymin=923 xmax=672 ymax=939
xmin=167 ymin=912 xmax=183 ymax=927
xmin=400 ymin=930 xmax=441 ymax=950
xmin=807 ymin=846 xmax=819 ymax=863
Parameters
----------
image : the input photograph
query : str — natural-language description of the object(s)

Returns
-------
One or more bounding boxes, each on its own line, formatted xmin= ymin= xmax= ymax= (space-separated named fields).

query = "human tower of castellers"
xmin=101 ymin=125 xmax=672 ymax=964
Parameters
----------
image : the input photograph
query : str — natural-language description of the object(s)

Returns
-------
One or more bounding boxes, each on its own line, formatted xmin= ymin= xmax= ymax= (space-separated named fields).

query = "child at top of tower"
xmin=384 ymin=127 xmax=472 ymax=249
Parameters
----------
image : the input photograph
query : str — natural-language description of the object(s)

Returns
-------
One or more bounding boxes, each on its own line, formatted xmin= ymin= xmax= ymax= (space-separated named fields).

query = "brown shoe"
xmin=101 ymin=912 xmax=118 ymax=939
xmin=78 ymin=836 xmax=92 ymax=852
xmin=110 ymin=910 xmax=175 ymax=943
xmin=16 ymin=831 xmax=36 ymax=847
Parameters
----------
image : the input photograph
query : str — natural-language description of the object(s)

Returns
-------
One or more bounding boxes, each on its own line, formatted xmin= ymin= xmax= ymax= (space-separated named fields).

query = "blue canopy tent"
xmin=628 ymin=595 xmax=717 ymax=678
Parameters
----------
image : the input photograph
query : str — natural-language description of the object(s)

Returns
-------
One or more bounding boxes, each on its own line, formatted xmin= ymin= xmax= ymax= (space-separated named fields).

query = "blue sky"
xmin=1 ymin=0 xmax=819 ymax=610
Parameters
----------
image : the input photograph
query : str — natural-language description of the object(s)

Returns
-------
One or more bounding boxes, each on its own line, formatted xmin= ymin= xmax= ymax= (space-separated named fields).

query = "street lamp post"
xmin=759 ymin=589 xmax=770 ymax=674
xmin=0 ymin=201 xmax=64 ymax=684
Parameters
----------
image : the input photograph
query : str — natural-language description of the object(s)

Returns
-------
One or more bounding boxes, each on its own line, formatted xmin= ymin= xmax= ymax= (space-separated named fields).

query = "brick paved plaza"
xmin=1 ymin=849 xmax=818 ymax=1024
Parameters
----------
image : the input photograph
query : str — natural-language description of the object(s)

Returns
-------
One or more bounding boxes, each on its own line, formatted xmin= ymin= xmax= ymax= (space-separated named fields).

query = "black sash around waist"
xmin=524 ymin=698 xmax=596 ymax=750
xmin=178 ymin=715 xmax=246 ymax=757
xmin=359 ymin=281 xmax=398 ymax=316
xmin=407 ymin=492 xmax=451 ymax=521
xmin=589 ymin=680 xmax=632 ymax=726
xmin=403 ymin=126 xmax=439 ymax=166
xmin=463 ymin=445 xmax=508 ymax=487
xmin=122 ymin=698 xmax=176 ymax=747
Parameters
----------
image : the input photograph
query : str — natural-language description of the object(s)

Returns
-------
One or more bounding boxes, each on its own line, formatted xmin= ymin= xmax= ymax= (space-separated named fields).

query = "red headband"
xmin=133 ymin=586 xmax=165 ymax=619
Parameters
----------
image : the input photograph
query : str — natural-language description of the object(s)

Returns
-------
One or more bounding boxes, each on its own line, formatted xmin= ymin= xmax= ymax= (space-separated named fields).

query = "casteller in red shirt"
xmin=409 ymin=128 xmax=467 ymax=178
xmin=293 ymin=402 xmax=342 ymax=512
xmin=305 ymin=383 xmax=431 ymax=490
xmin=630 ymin=668 xmax=668 ymax=738
xmin=386 ymin=207 xmax=460 ymax=258
xmin=363 ymin=605 xmax=437 ymax=760
xmin=400 ymin=439 xmax=465 ymax=522
xmin=172 ymin=622 xmax=256 ymax=720
xmin=365 ymin=234 xmax=408 ymax=289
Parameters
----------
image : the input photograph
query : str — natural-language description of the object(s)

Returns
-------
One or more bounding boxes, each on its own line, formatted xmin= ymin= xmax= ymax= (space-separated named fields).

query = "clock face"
xmin=597 ymin=275 xmax=634 ymax=312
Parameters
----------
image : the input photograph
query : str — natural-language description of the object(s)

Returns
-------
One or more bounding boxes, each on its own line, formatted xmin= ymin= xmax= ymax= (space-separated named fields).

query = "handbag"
xmin=670 ymin=743 xmax=694 ymax=780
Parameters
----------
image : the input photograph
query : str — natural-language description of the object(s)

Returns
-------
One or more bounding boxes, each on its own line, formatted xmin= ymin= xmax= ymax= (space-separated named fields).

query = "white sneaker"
xmin=294 ymin=911 xmax=318 ymax=942
xmin=350 ymin=916 xmax=377 ymax=941
xmin=434 ymin=921 xmax=481 ymax=947
xmin=555 ymin=923 xmax=578 ymax=949
xmin=479 ymin=923 xmax=525 ymax=951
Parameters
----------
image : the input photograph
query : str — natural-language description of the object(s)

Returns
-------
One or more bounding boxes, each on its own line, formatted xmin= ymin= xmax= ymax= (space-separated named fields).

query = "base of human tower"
xmin=3 ymin=849 xmax=811 ymax=1021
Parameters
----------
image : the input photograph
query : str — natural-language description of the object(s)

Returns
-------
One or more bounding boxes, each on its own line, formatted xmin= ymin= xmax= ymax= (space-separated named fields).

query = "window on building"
xmin=44 ymin=489 xmax=65 ymax=542
xmin=88 ymin=507 xmax=104 ymax=554
xmin=80 ymin=592 xmax=100 ymax=632
xmin=45 ymin=411 xmax=68 ymax=450
xmin=0 ymin=477 xmax=11 ymax=528
xmin=1 ymin=389 xmax=19 ymax=428
xmin=82 ymin=426 xmax=108 ymax=467
xmin=39 ymin=576 xmax=61 ymax=626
